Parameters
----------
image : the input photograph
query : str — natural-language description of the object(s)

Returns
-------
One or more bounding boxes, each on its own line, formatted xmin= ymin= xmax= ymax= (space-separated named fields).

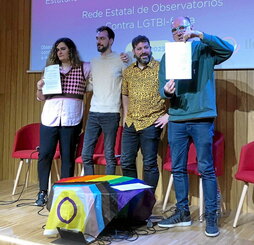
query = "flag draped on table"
xmin=44 ymin=175 xmax=155 ymax=239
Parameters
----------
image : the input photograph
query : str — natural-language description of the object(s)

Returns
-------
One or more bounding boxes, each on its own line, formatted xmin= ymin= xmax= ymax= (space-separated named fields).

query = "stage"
xmin=0 ymin=180 xmax=253 ymax=245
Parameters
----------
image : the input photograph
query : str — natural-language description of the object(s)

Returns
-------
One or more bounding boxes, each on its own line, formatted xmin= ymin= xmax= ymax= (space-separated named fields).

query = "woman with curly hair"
xmin=35 ymin=37 xmax=90 ymax=206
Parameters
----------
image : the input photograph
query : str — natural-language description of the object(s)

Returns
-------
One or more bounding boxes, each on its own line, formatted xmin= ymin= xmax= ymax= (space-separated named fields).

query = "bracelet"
xmin=37 ymin=89 xmax=42 ymax=91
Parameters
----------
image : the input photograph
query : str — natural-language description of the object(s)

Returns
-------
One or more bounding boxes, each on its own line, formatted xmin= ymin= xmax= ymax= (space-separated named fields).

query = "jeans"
xmin=168 ymin=120 xmax=218 ymax=214
xmin=81 ymin=112 xmax=120 ymax=175
xmin=38 ymin=123 xmax=81 ymax=191
xmin=121 ymin=124 xmax=162 ymax=191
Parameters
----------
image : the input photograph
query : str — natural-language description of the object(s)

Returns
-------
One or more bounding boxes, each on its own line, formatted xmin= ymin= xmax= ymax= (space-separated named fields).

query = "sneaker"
xmin=35 ymin=191 xmax=48 ymax=206
xmin=158 ymin=209 xmax=192 ymax=228
xmin=205 ymin=213 xmax=220 ymax=237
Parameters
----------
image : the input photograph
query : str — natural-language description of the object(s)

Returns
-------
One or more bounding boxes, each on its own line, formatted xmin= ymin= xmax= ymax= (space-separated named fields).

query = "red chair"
xmin=233 ymin=141 xmax=254 ymax=228
xmin=75 ymin=126 xmax=123 ymax=175
xmin=11 ymin=123 xmax=60 ymax=195
xmin=162 ymin=131 xmax=225 ymax=221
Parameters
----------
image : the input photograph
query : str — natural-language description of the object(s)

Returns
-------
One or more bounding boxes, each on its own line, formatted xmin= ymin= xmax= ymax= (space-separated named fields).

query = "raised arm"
xmin=201 ymin=33 xmax=234 ymax=64
xmin=182 ymin=29 xmax=234 ymax=64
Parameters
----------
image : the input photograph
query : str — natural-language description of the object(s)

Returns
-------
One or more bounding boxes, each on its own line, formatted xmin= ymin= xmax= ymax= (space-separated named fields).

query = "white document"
xmin=165 ymin=42 xmax=192 ymax=80
xmin=111 ymin=183 xmax=153 ymax=191
xmin=42 ymin=64 xmax=62 ymax=95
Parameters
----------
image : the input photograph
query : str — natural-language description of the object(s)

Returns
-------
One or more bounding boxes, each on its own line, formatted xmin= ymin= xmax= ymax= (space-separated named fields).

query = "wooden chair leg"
xmin=220 ymin=194 xmax=226 ymax=215
xmin=233 ymin=183 xmax=249 ymax=228
xmin=12 ymin=160 xmax=24 ymax=195
xmin=162 ymin=174 xmax=174 ymax=213
xmin=25 ymin=159 xmax=31 ymax=188
xmin=53 ymin=160 xmax=60 ymax=180
xmin=80 ymin=165 xmax=84 ymax=176
xmin=48 ymin=172 xmax=52 ymax=194
xmin=75 ymin=163 xmax=83 ymax=176
xmin=217 ymin=182 xmax=226 ymax=215
xmin=74 ymin=164 xmax=78 ymax=176
xmin=199 ymin=177 xmax=204 ymax=222
xmin=117 ymin=166 xmax=123 ymax=176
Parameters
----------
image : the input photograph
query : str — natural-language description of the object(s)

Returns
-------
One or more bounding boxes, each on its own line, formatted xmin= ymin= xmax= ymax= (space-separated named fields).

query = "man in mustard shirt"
xmin=121 ymin=35 xmax=169 ymax=192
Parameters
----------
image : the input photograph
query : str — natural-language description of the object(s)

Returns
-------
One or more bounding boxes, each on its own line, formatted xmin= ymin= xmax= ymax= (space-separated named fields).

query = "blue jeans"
xmin=121 ymin=124 xmax=162 ymax=191
xmin=168 ymin=120 xmax=217 ymax=214
xmin=81 ymin=112 xmax=120 ymax=175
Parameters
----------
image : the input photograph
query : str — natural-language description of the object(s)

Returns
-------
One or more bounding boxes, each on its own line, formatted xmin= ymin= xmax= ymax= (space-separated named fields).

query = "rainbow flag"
xmin=44 ymin=175 xmax=155 ymax=239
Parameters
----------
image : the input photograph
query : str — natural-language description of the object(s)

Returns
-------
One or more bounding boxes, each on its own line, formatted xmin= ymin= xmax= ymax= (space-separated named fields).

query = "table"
xmin=44 ymin=175 xmax=155 ymax=242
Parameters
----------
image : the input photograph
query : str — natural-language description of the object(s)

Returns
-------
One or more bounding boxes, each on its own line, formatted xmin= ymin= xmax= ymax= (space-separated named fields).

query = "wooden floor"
xmin=0 ymin=180 xmax=254 ymax=245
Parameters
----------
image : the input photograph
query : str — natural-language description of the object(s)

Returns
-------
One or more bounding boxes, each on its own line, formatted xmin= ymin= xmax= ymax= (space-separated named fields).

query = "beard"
xmin=97 ymin=43 xmax=109 ymax=53
xmin=135 ymin=53 xmax=152 ymax=66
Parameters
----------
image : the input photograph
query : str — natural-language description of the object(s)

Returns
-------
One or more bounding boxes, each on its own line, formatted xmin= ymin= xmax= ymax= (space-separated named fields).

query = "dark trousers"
xmin=120 ymin=124 xmax=162 ymax=191
xmin=38 ymin=123 xmax=81 ymax=191
xmin=81 ymin=112 xmax=120 ymax=175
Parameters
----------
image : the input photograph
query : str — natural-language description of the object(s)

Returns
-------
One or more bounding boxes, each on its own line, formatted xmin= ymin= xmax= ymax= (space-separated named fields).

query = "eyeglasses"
xmin=171 ymin=25 xmax=190 ymax=35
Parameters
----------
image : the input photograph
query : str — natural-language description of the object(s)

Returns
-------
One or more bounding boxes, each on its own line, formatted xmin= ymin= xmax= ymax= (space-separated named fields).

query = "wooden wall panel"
xmin=1 ymin=0 xmax=254 ymax=213
xmin=0 ymin=0 xmax=41 ymax=183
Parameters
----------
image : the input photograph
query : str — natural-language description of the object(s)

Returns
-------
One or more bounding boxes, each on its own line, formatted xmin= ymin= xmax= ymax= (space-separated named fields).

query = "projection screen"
xmin=30 ymin=0 xmax=254 ymax=71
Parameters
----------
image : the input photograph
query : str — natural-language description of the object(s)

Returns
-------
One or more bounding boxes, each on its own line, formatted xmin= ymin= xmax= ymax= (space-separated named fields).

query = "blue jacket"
xmin=159 ymin=33 xmax=234 ymax=121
